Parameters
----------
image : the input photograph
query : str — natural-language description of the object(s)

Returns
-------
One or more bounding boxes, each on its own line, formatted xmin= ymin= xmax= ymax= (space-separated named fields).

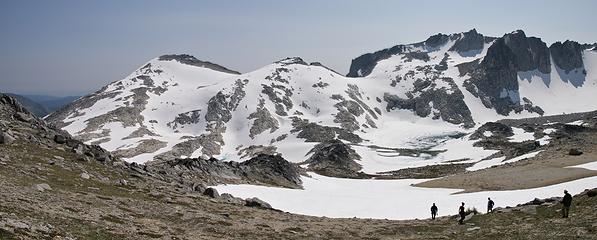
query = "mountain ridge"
xmin=46 ymin=29 xmax=597 ymax=165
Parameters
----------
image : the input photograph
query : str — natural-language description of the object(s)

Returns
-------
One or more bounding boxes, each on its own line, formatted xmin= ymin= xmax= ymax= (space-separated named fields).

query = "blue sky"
xmin=1 ymin=0 xmax=596 ymax=96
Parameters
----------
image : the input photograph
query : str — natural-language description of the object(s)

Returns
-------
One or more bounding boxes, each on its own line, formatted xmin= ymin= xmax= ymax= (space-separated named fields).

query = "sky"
xmin=1 ymin=0 xmax=596 ymax=96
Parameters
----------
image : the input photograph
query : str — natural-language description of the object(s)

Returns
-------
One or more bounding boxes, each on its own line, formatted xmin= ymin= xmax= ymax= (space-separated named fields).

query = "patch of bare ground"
xmin=416 ymin=131 xmax=597 ymax=192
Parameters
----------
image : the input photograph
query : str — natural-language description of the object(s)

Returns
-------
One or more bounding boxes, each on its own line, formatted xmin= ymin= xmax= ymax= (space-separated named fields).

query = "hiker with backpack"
xmin=562 ymin=190 xmax=572 ymax=218
xmin=430 ymin=203 xmax=438 ymax=220
xmin=487 ymin=197 xmax=494 ymax=213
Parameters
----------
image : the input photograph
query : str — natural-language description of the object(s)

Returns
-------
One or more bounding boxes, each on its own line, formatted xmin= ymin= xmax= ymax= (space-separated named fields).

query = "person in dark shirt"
xmin=487 ymin=197 xmax=495 ymax=213
xmin=458 ymin=202 xmax=466 ymax=224
xmin=431 ymin=203 xmax=438 ymax=220
xmin=562 ymin=190 xmax=572 ymax=218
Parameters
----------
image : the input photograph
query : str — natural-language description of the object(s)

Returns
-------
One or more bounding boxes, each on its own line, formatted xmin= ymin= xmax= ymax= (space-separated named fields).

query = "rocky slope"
xmin=3 ymin=93 xmax=597 ymax=239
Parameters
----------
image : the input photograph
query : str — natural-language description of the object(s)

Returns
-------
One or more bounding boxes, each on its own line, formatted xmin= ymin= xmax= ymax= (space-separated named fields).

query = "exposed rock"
xmin=0 ymin=131 xmax=16 ymax=144
xmin=80 ymin=172 xmax=91 ymax=180
xmin=14 ymin=112 xmax=32 ymax=122
xmin=587 ymin=188 xmax=597 ymax=197
xmin=203 ymin=188 xmax=220 ymax=198
xmin=221 ymin=193 xmax=245 ymax=205
xmin=247 ymin=100 xmax=279 ymax=138
xmin=348 ymin=44 xmax=406 ymax=77
xmin=303 ymin=140 xmax=364 ymax=178
xmin=290 ymin=117 xmax=362 ymax=143
xmin=503 ymin=30 xmax=551 ymax=74
xmin=449 ymin=29 xmax=486 ymax=53
xmin=240 ymin=154 xmax=304 ymax=188
xmin=245 ymin=197 xmax=272 ymax=209
xmin=147 ymin=154 xmax=304 ymax=189
xmin=550 ymin=40 xmax=584 ymax=73
xmin=33 ymin=183 xmax=52 ymax=192
xmin=158 ymin=54 xmax=241 ymax=75
xmin=469 ymin=122 xmax=513 ymax=140
xmin=568 ymin=148 xmax=583 ymax=156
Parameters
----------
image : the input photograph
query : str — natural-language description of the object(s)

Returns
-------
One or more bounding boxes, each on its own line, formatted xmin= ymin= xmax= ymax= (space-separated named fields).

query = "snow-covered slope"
xmin=47 ymin=30 xmax=597 ymax=167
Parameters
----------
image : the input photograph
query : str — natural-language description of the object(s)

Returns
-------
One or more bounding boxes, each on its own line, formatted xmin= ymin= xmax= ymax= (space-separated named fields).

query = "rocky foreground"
xmin=1 ymin=93 xmax=597 ymax=239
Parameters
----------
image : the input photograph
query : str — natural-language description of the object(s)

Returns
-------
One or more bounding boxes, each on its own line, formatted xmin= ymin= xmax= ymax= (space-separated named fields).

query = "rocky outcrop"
xmin=503 ymin=30 xmax=551 ymax=74
xmin=290 ymin=117 xmax=362 ymax=143
xmin=348 ymin=44 xmax=406 ymax=77
xmin=449 ymin=29 xmax=489 ymax=54
xmin=147 ymin=154 xmax=304 ymax=189
xmin=549 ymin=41 xmax=584 ymax=73
xmin=384 ymin=77 xmax=474 ymax=128
xmin=469 ymin=122 xmax=514 ymax=140
xmin=158 ymin=54 xmax=241 ymax=74
xmin=302 ymin=140 xmax=365 ymax=178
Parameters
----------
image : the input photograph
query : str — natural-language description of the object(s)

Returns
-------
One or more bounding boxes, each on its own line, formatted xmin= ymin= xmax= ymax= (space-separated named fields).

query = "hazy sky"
xmin=1 ymin=0 xmax=596 ymax=96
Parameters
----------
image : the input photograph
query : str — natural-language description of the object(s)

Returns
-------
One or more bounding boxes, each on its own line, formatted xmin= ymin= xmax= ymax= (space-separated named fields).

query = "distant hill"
xmin=4 ymin=93 xmax=50 ymax=117
xmin=2 ymin=93 xmax=80 ymax=117
xmin=23 ymin=95 xmax=81 ymax=113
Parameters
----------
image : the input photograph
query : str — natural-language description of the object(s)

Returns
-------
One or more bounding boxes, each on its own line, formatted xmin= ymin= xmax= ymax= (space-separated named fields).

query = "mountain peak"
xmin=274 ymin=57 xmax=308 ymax=66
xmin=157 ymin=54 xmax=241 ymax=75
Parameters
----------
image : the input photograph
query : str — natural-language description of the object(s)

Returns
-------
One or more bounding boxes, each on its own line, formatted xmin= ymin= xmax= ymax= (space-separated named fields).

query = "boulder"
xmin=80 ymin=172 xmax=90 ymax=180
xmin=118 ymin=179 xmax=128 ymax=186
xmin=53 ymin=134 xmax=67 ymax=144
xmin=221 ymin=193 xmax=245 ymax=205
xmin=245 ymin=197 xmax=272 ymax=209
xmin=13 ymin=112 xmax=32 ymax=122
xmin=203 ymin=187 xmax=220 ymax=198
xmin=587 ymin=188 xmax=597 ymax=197
xmin=568 ymin=148 xmax=583 ymax=156
xmin=0 ymin=131 xmax=16 ymax=144
xmin=33 ymin=183 xmax=52 ymax=192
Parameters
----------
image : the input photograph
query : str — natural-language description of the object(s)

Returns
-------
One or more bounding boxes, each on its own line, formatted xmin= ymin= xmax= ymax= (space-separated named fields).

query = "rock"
xmin=530 ymin=198 xmax=544 ymax=205
xmin=4 ymin=218 xmax=30 ymax=230
xmin=466 ymin=226 xmax=481 ymax=231
xmin=203 ymin=188 xmax=220 ymax=198
xmin=13 ymin=112 xmax=32 ymax=122
xmin=303 ymin=139 xmax=363 ymax=178
xmin=53 ymin=134 xmax=67 ymax=144
xmin=0 ymin=131 xmax=16 ymax=144
xmin=73 ymin=144 xmax=85 ymax=155
xmin=587 ymin=188 xmax=597 ymax=197
xmin=245 ymin=197 xmax=272 ymax=209
xmin=517 ymin=205 xmax=537 ymax=215
xmin=192 ymin=183 xmax=205 ymax=192
xmin=221 ymin=193 xmax=245 ymax=205
xmin=53 ymin=155 xmax=65 ymax=161
xmin=568 ymin=148 xmax=583 ymax=156
xmin=80 ymin=172 xmax=90 ymax=180
xmin=33 ymin=183 xmax=52 ymax=192
xmin=118 ymin=179 xmax=128 ymax=186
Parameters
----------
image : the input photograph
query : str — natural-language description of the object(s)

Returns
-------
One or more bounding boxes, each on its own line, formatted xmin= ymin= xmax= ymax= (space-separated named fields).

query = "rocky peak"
xmin=424 ymin=33 xmax=450 ymax=48
xmin=158 ymin=54 xmax=241 ymax=74
xmin=503 ymin=30 xmax=551 ymax=73
xmin=549 ymin=40 xmax=584 ymax=73
xmin=274 ymin=57 xmax=309 ymax=66
xmin=449 ymin=29 xmax=487 ymax=53
xmin=347 ymin=44 xmax=406 ymax=77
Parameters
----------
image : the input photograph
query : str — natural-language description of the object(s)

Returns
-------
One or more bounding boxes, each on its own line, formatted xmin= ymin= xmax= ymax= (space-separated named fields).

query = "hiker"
xmin=431 ymin=203 xmax=438 ymax=220
xmin=458 ymin=202 xmax=466 ymax=224
xmin=562 ymin=190 xmax=572 ymax=218
xmin=487 ymin=197 xmax=495 ymax=213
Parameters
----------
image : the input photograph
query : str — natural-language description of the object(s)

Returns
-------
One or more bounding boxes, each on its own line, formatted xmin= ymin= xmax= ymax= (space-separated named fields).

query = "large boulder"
xmin=0 ymin=131 xmax=16 ymax=144
xmin=53 ymin=134 xmax=67 ymax=144
xmin=245 ymin=197 xmax=272 ymax=209
xmin=568 ymin=148 xmax=583 ymax=156
xmin=203 ymin=187 xmax=220 ymax=198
